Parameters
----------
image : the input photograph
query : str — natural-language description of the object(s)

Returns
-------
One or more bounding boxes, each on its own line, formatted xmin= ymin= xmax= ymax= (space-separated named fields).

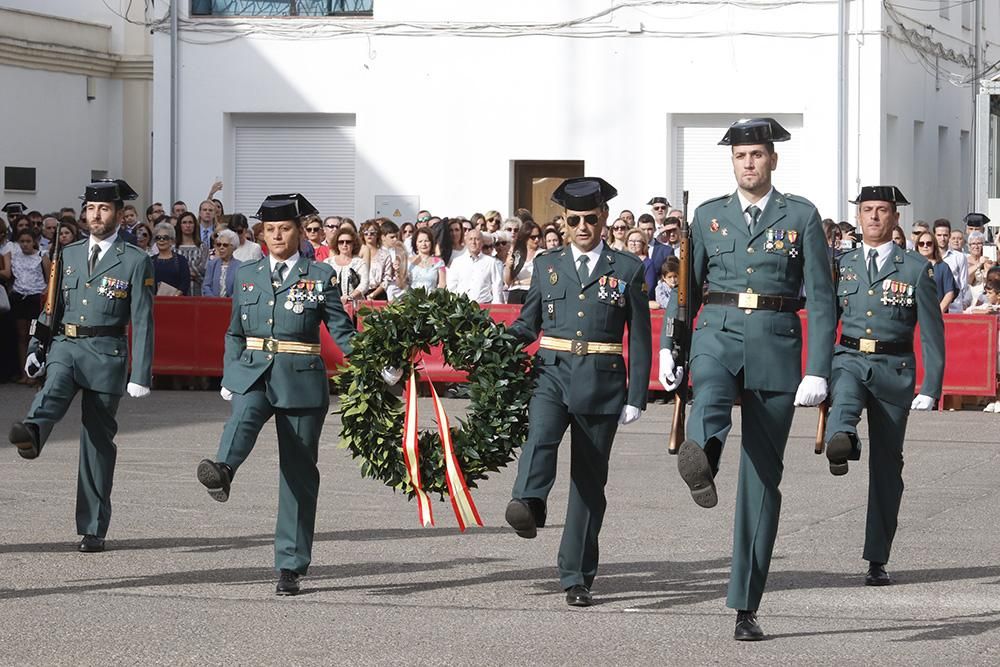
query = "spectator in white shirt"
xmin=229 ymin=213 xmax=264 ymax=263
xmin=935 ymin=218 xmax=970 ymax=312
xmin=447 ymin=228 xmax=504 ymax=304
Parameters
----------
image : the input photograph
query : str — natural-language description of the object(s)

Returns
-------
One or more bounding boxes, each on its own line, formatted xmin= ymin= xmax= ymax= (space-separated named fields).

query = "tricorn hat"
xmin=253 ymin=193 xmax=319 ymax=222
xmin=850 ymin=186 xmax=910 ymax=206
xmin=647 ymin=196 xmax=670 ymax=207
xmin=1 ymin=201 xmax=28 ymax=217
xmin=81 ymin=179 xmax=139 ymax=203
xmin=964 ymin=212 xmax=990 ymax=227
xmin=718 ymin=118 xmax=791 ymax=146
xmin=551 ymin=177 xmax=618 ymax=210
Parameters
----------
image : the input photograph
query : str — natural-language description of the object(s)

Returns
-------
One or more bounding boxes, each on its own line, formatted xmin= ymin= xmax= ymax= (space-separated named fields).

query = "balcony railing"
xmin=190 ymin=1 xmax=373 ymax=17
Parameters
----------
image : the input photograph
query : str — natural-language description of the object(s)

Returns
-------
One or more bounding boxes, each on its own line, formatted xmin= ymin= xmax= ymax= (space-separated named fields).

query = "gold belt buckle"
xmin=859 ymin=338 xmax=877 ymax=353
xmin=64 ymin=323 xmax=78 ymax=337
xmin=570 ymin=340 xmax=589 ymax=356
xmin=263 ymin=338 xmax=279 ymax=353
xmin=737 ymin=293 xmax=759 ymax=309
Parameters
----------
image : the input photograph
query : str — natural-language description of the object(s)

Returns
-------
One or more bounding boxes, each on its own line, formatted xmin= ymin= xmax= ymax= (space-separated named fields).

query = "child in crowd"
xmin=967 ymin=275 xmax=1000 ymax=412
xmin=653 ymin=255 xmax=680 ymax=310
xmin=9 ymin=229 xmax=51 ymax=384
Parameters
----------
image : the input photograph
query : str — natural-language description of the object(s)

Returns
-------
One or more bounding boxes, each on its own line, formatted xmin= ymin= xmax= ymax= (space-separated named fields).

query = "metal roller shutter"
xmin=234 ymin=122 xmax=355 ymax=219
xmin=675 ymin=122 xmax=805 ymax=213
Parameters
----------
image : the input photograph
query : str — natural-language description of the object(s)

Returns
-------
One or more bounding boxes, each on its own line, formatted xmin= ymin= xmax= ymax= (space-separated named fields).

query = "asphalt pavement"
xmin=0 ymin=384 xmax=998 ymax=666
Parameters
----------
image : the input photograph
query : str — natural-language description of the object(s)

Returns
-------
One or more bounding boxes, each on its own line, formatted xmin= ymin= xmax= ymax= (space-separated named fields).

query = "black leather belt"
xmin=59 ymin=324 xmax=126 ymax=338
xmin=839 ymin=335 xmax=912 ymax=355
xmin=705 ymin=291 xmax=804 ymax=313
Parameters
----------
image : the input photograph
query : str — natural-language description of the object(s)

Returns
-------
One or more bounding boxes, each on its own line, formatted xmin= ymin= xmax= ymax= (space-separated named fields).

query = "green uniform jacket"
xmin=31 ymin=236 xmax=155 ymax=394
xmin=222 ymin=257 xmax=355 ymax=409
xmin=662 ymin=190 xmax=837 ymax=392
xmin=510 ymin=244 xmax=652 ymax=414
xmin=834 ymin=244 xmax=945 ymax=405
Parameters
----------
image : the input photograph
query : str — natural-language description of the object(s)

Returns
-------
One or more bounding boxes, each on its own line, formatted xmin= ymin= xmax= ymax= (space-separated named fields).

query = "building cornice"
xmin=0 ymin=36 xmax=152 ymax=81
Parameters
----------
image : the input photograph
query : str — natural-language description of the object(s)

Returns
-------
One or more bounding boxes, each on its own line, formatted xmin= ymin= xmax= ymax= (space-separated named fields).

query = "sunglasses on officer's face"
xmin=566 ymin=214 xmax=600 ymax=228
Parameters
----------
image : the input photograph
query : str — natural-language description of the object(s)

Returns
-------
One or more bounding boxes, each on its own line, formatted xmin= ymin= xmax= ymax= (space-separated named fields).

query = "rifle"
xmin=814 ymin=245 xmax=838 ymax=455
xmin=27 ymin=227 xmax=65 ymax=374
xmin=668 ymin=190 xmax=691 ymax=455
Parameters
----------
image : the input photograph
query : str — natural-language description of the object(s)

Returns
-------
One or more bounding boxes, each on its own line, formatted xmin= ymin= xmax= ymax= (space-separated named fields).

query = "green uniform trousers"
xmin=215 ymin=378 xmax=327 ymax=575
xmin=825 ymin=362 xmax=907 ymax=565
xmin=689 ymin=354 xmax=794 ymax=612
xmin=25 ymin=361 xmax=121 ymax=538
xmin=512 ymin=372 xmax=619 ymax=590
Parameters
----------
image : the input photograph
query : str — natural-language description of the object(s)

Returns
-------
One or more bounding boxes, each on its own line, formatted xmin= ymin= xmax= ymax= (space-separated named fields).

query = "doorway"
xmin=513 ymin=160 xmax=584 ymax=224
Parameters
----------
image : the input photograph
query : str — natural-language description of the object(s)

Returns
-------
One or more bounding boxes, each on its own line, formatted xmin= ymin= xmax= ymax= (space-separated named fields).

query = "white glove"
xmin=794 ymin=375 xmax=827 ymax=407
xmin=381 ymin=367 xmax=404 ymax=386
xmin=657 ymin=349 xmax=684 ymax=392
xmin=126 ymin=383 xmax=151 ymax=399
xmin=220 ymin=386 xmax=234 ymax=401
xmin=24 ymin=352 xmax=45 ymax=378
xmin=618 ymin=404 xmax=641 ymax=426
xmin=910 ymin=394 xmax=935 ymax=411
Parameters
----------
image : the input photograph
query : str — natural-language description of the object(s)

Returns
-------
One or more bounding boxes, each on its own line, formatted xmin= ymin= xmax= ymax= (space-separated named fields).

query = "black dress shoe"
xmin=197 ymin=459 xmax=232 ymax=503
xmin=565 ymin=584 xmax=593 ymax=607
xmin=504 ymin=498 xmax=546 ymax=539
xmin=276 ymin=569 xmax=301 ymax=596
xmin=865 ymin=562 xmax=892 ymax=586
xmin=9 ymin=421 xmax=41 ymax=460
xmin=677 ymin=440 xmax=718 ymax=508
xmin=734 ymin=610 xmax=765 ymax=641
xmin=78 ymin=535 xmax=106 ymax=553
xmin=826 ymin=432 xmax=853 ymax=476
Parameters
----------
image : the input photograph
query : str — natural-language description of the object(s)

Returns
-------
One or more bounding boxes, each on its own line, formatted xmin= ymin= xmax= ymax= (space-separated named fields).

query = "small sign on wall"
xmin=375 ymin=195 xmax=420 ymax=222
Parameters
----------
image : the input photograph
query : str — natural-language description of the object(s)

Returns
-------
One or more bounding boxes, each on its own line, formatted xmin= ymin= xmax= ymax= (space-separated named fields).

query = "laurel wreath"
xmin=335 ymin=289 xmax=534 ymax=498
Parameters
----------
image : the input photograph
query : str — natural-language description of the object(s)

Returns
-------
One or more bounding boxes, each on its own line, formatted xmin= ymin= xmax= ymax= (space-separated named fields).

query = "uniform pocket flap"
xmin=292 ymin=356 xmax=324 ymax=372
xmin=838 ymin=282 xmax=860 ymax=296
xmin=543 ymin=286 xmax=566 ymax=301
xmin=710 ymin=238 xmax=735 ymax=255
xmin=239 ymin=291 xmax=260 ymax=305
xmin=61 ymin=276 xmax=79 ymax=290
xmin=594 ymin=355 xmax=625 ymax=372
xmin=770 ymin=317 xmax=802 ymax=337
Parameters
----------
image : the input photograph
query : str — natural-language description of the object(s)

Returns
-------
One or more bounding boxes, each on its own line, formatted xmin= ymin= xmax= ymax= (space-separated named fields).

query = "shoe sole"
xmin=275 ymin=587 xmax=300 ymax=596
xmin=734 ymin=633 xmax=765 ymax=642
xmin=865 ymin=578 xmax=892 ymax=587
xmin=677 ymin=441 xmax=717 ymax=508
xmin=826 ymin=433 xmax=853 ymax=476
xmin=196 ymin=460 xmax=230 ymax=503
xmin=9 ymin=422 xmax=39 ymax=460
xmin=504 ymin=501 xmax=537 ymax=539
xmin=566 ymin=598 xmax=593 ymax=607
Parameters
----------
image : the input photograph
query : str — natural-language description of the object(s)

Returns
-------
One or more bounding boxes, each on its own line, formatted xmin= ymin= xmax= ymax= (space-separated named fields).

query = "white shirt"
xmin=570 ymin=241 xmax=605 ymax=282
xmin=942 ymin=248 xmax=970 ymax=311
xmin=233 ymin=239 xmax=264 ymax=263
xmin=447 ymin=251 xmax=504 ymax=304
xmin=88 ymin=231 xmax=119 ymax=266
xmin=860 ymin=240 xmax=895 ymax=274
xmin=737 ymin=187 xmax=775 ymax=227
xmin=269 ymin=251 xmax=300 ymax=281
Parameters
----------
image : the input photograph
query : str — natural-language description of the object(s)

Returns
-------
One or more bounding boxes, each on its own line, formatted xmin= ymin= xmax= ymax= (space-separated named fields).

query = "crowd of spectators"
xmin=2 ymin=187 xmax=999 ymax=408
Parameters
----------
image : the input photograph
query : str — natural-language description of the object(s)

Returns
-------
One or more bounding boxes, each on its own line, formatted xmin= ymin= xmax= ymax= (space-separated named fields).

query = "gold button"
xmin=865 ymin=328 xmax=872 ymax=335
xmin=868 ymin=289 xmax=875 ymax=295
xmin=747 ymin=247 xmax=755 ymax=254
xmin=82 ymin=299 xmax=88 ymax=305
xmin=746 ymin=267 xmax=753 ymax=274
xmin=866 ymin=310 xmax=873 ymax=317
xmin=578 ymin=294 xmax=585 ymax=300
xmin=578 ymin=311 xmax=585 ymax=317
xmin=576 ymin=330 xmax=583 ymax=337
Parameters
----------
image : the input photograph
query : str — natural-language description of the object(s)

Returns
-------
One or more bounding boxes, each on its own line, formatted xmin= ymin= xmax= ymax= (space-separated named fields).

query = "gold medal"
xmin=549 ymin=272 xmax=558 ymax=285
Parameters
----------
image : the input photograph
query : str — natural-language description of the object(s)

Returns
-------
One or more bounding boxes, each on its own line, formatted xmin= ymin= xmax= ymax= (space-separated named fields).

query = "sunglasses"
xmin=417 ymin=216 xmax=431 ymax=223
xmin=504 ymin=227 xmax=519 ymax=233
xmin=652 ymin=205 xmax=667 ymax=211
xmin=566 ymin=214 xmax=600 ymax=227
xmin=612 ymin=225 xmax=628 ymax=232
xmin=488 ymin=217 xmax=501 ymax=223
xmin=306 ymin=226 xmax=322 ymax=232
xmin=215 ymin=242 xmax=231 ymax=248
xmin=917 ymin=241 xmax=934 ymax=247
xmin=154 ymin=235 xmax=171 ymax=241
xmin=324 ymin=223 xmax=338 ymax=229
xmin=363 ymin=230 xmax=377 ymax=235
xmin=337 ymin=239 xmax=353 ymax=245
xmin=529 ymin=234 xmax=541 ymax=240
xmin=463 ymin=224 xmax=474 ymax=231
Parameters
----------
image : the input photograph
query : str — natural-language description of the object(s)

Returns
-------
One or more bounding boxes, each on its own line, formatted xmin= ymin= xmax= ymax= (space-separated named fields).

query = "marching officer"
xmin=824 ymin=186 xmax=945 ymax=586
xmin=196 ymin=193 xmax=356 ymax=596
xmin=8 ymin=179 xmax=154 ymax=553
xmin=504 ymin=177 xmax=652 ymax=607
xmin=659 ymin=118 xmax=837 ymax=640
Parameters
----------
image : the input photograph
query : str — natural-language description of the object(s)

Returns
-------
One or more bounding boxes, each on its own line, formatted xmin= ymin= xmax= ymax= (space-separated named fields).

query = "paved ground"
xmin=0 ymin=383 xmax=998 ymax=666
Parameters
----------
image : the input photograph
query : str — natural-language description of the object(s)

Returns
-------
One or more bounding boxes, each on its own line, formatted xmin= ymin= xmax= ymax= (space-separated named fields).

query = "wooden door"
xmin=513 ymin=160 xmax=584 ymax=223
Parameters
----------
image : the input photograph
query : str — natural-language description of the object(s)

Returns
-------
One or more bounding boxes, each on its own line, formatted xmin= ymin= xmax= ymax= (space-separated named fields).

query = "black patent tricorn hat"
xmin=718 ymin=118 xmax=791 ymax=146
xmin=551 ymin=177 xmax=618 ymax=210
xmin=253 ymin=193 xmax=319 ymax=222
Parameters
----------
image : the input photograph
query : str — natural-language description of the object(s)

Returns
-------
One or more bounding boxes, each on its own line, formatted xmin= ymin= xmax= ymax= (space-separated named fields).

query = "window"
xmin=191 ymin=0 xmax=373 ymax=16
xmin=4 ymin=166 xmax=36 ymax=192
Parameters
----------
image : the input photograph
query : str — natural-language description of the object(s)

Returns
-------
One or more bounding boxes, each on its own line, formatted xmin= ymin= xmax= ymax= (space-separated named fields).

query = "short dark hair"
xmin=663 ymin=255 xmax=681 ymax=275
xmin=380 ymin=220 xmax=399 ymax=235
xmin=228 ymin=213 xmax=249 ymax=232
xmin=732 ymin=142 xmax=775 ymax=155
xmin=172 ymin=200 xmax=186 ymax=208
xmin=637 ymin=213 xmax=655 ymax=225
xmin=933 ymin=218 xmax=952 ymax=232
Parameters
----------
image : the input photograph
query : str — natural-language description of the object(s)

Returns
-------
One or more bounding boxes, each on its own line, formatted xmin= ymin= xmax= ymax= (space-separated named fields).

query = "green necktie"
xmin=88 ymin=245 xmax=101 ymax=274
xmin=272 ymin=261 xmax=286 ymax=286
xmin=747 ymin=204 xmax=762 ymax=232
xmin=577 ymin=255 xmax=590 ymax=285
xmin=867 ymin=248 xmax=879 ymax=284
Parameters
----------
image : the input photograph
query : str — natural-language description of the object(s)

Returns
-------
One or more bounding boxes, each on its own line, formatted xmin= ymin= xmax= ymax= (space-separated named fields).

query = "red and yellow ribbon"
xmin=402 ymin=366 xmax=484 ymax=531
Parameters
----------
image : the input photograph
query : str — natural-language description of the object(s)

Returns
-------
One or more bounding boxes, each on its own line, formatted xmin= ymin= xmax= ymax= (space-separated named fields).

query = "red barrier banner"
xmin=150 ymin=297 xmax=997 ymax=399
